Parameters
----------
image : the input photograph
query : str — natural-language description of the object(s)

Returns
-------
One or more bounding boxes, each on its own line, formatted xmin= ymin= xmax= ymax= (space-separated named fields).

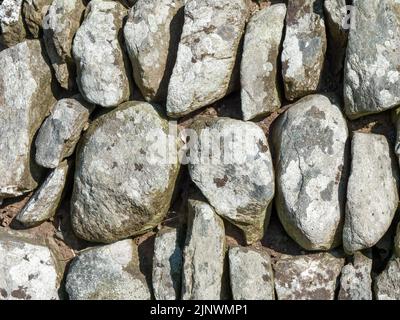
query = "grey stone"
xmin=23 ymin=0 xmax=53 ymax=38
xmin=228 ymin=246 xmax=274 ymax=300
xmin=71 ymin=101 xmax=180 ymax=243
xmin=273 ymin=94 xmax=348 ymax=251
xmin=65 ymin=239 xmax=151 ymax=300
xmin=72 ymin=0 xmax=130 ymax=107
xmin=166 ymin=0 xmax=248 ymax=118
xmin=343 ymin=133 xmax=398 ymax=254
xmin=123 ymin=0 xmax=184 ymax=102
xmin=240 ymin=4 xmax=286 ymax=121
xmin=0 ymin=0 xmax=26 ymax=47
xmin=281 ymin=0 xmax=327 ymax=101
xmin=395 ymin=223 xmax=400 ymax=258
xmin=375 ymin=257 xmax=400 ymax=300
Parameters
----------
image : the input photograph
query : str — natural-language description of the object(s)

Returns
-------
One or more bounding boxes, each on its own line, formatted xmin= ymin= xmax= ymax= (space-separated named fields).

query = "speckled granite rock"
xmin=0 ymin=0 xmax=26 ymax=47
xmin=375 ymin=257 xmax=400 ymax=300
xmin=23 ymin=0 xmax=53 ymax=38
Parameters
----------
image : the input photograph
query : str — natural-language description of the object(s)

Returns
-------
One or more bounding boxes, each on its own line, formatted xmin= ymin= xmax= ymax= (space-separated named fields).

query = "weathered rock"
xmin=0 ymin=229 xmax=61 ymax=300
xmin=71 ymin=101 xmax=180 ymax=243
xmin=395 ymin=223 xmax=400 ymax=258
xmin=343 ymin=133 xmax=398 ymax=254
xmin=0 ymin=0 xmax=26 ymax=47
xmin=35 ymin=96 xmax=94 ymax=169
xmin=65 ymin=240 xmax=151 ymax=300
xmin=23 ymin=0 xmax=53 ymax=38
xmin=274 ymin=252 xmax=344 ymax=300
xmin=281 ymin=0 xmax=327 ymax=101
xmin=228 ymin=246 xmax=274 ymax=300
xmin=43 ymin=0 xmax=86 ymax=90
xmin=338 ymin=251 xmax=373 ymax=300
xmin=189 ymin=118 xmax=275 ymax=244
xmin=273 ymin=94 xmax=348 ymax=251
xmin=344 ymin=0 xmax=400 ymax=119
xmin=72 ymin=0 xmax=130 ymax=107
xmin=182 ymin=198 xmax=226 ymax=300
xmin=375 ymin=257 xmax=400 ymax=300
xmin=124 ymin=0 xmax=184 ymax=102
xmin=166 ymin=0 xmax=248 ymax=118
xmin=0 ymin=40 xmax=56 ymax=199
xmin=240 ymin=4 xmax=286 ymax=121
xmin=15 ymin=161 xmax=69 ymax=227
xmin=152 ymin=227 xmax=182 ymax=300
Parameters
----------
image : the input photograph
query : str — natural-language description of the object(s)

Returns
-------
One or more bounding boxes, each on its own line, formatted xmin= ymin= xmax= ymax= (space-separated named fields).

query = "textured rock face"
xmin=23 ymin=0 xmax=53 ymax=38
xmin=375 ymin=257 xmax=400 ymax=300
xmin=338 ymin=251 xmax=373 ymax=300
xmin=189 ymin=118 xmax=275 ymax=244
xmin=152 ymin=227 xmax=182 ymax=300
xmin=182 ymin=198 xmax=226 ymax=300
xmin=124 ymin=0 xmax=184 ymax=102
xmin=240 ymin=4 xmax=286 ymax=121
xmin=229 ymin=246 xmax=274 ymax=300
xmin=344 ymin=0 xmax=400 ymax=119
xmin=0 ymin=40 xmax=56 ymax=199
xmin=166 ymin=0 xmax=248 ymax=118
xmin=43 ymin=0 xmax=86 ymax=90
xmin=16 ymin=161 xmax=69 ymax=227
xmin=65 ymin=240 xmax=151 ymax=300
xmin=273 ymin=94 xmax=348 ymax=251
xmin=274 ymin=253 xmax=344 ymax=300
xmin=343 ymin=133 xmax=398 ymax=254
xmin=35 ymin=96 xmax=94 ymax=169
xmin=282 ymin=0 xmax=327 ymax=101
xmin=71 ymin=101 xmax=180 ymax=243
xmin=395 ymin=223 xmax=400 ymax=258
xmin=0 ymin=0 xmax=26 ymax=47
xmin=73 ymin=0 xmax=130 ymax=107
xmin=0 ymin=229 xmax=60 ymax=300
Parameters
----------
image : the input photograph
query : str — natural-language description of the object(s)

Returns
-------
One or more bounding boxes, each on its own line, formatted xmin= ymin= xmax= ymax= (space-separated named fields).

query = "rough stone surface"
xmin=375 ymin=257 xmax=400 ymax=300
xmin=189 ymin=118 xmax=275 ymax=244
xmin=273 ymin=94 xmax=348 ymax=251
xmin=344 ymin=0 xmax=400 ymax=119
xmin=152 ymin=227 xmax=182 ymax=300
xmin=35 ymin=96 xmax=94 ymax=169
xmin=16 ymin=161 xmax=69 ymax=227
xmin=182 ymin=198 xmax=226 ymax=300
xmin=23 ymin=0 xmax=53 ymax=38
xmin=166 ymin=0 xmax=248 ymax=118
xmin=274 ymin=252 xmax=344 ymax=300
xmin=240 ymin=4 xmax=286 ymax=121
xmin=0 ymin=40 xmax=56 ymax=199
xmin=65 ymin=240 xmax=151 ymax=300
xmin=71 ymin=101 xmax=180 ymax=243
xmin=395 ymin=223 xmax=400 ymax=258
xmin=281 ymin=0 xmax=327 ymax=101
xmin=343 ymin=133 xmax=398 ymax=254
xmin=124 ymin=0 xmax=184 ymax=102
xmin=73 ymin=0 xmax=130 ymax=107
xmin=0 ymin=229 xmax=60 ymax=300
xmin=228 ymin=246 xmax=274 ymax=300
xmin=338 ymin=251 xmax=373 ymax=300
xmin=43 ymin=0 xmax=86 ymax=90
xmin=0 ymin=0 xmax=26 ymax=47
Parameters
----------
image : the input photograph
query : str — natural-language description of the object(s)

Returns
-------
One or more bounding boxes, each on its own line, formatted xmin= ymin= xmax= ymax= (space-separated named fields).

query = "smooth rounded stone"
xmin=71 ymin=101 xmax=180 ymax=243
xmin=72 ymin=0 xmax=130 ymax=107
xmin=152 ymin=227 xmax=182 ymax=300
xmin=343 ymin=133 xmax=399 ymax=254
xmin=182 ymin=198 xmax=226 ymax=300
xmin=338 ymin=251 xmax=373 ymax=300
xmin=228 ymin=246 xmax=274 ymax=300
xmin=0 ymin=0 xmax=26 ymax=47
xmin=240 ymin=4 xmax=286 ymax=121
xmin=374 ymin=257 xmax=400 ymax=300
xmin=272 ymin=94 xmax=348 ymax=251
xmin=0 ymin=229 xmax=61 ymax=300
xmin=65 ymin=240 xmax=151 ymax=300
xmin=35 ymin=96 xmax=94 ymax=169
xmin=188 ymin=118 xmax=275 ymax=244
xmin=124 ymin=0 xmax=184 ymax=102
xmin=0 ymin=40 xmax=56 ymax=198
xmin=274 ymin=252 xmax=344 ymax=300
xmin=15 ymin=161 xmax=70 ymax=227
xmin=344 ymin=0 xmax=400 ymax=119
xmin=166 ymin=0 xmax=248 ymax=118
xmin=395 ymin=223 xmax=400 ymax=258
xmin=23 ymin=0 xmax=53 ymax=38
xmin=43 ymin=0 xmax=86 ymax=90
xmin=281 ymin=0 xmax=327 ymax=101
